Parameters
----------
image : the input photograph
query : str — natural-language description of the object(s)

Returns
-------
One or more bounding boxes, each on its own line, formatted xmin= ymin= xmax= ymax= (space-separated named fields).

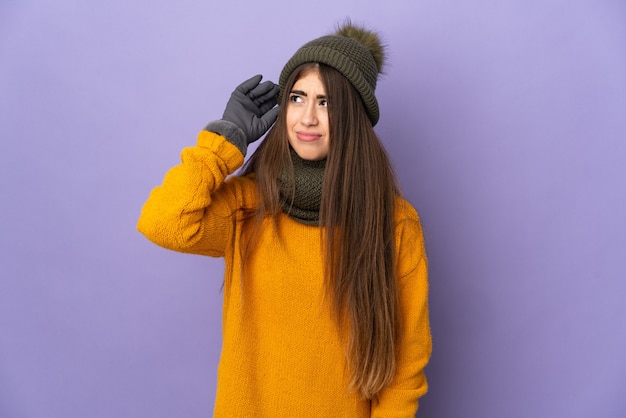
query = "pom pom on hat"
xmin=333 ymin=22 xmax=385 ymax=74
xmin=279 ymin=20 xmax=386 ymax=125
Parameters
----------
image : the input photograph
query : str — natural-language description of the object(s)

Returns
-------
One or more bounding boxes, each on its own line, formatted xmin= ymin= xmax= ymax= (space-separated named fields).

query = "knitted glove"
xmin=205 ymin=75 xmax=279 ymax=156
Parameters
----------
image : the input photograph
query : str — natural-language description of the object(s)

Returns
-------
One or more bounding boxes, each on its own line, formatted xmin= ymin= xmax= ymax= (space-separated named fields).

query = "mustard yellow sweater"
xmin=137 ymin=131 xmax=431 ymax=417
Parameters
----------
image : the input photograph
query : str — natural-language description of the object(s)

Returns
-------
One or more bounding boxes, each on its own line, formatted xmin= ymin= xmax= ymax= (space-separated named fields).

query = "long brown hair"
xmin=242 ymin=63 xmax=400 ymax=399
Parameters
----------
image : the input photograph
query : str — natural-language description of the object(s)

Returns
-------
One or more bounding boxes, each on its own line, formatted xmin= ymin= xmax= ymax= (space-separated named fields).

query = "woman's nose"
xmin=301 ymin=104 xmax=318 ymax=126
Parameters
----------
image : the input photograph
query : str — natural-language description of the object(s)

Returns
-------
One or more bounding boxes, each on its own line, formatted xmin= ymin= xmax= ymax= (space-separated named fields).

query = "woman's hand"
xmin=222 ymin=74 xmax=280 ymax=145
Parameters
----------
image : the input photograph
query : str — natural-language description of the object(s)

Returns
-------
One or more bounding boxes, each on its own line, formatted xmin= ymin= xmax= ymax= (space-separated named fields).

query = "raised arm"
xmin=137 ymin=75 xmax=279 ymax=256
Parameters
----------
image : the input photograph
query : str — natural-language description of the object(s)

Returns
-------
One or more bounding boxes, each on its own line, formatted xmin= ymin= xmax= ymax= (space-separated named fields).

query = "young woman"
xmin=138 ymin=21 xmax=431 ymax=417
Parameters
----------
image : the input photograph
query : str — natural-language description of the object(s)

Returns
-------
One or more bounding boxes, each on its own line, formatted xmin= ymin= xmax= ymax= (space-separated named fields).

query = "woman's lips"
xmin=296 ymin=132 xmax=321 ymax=142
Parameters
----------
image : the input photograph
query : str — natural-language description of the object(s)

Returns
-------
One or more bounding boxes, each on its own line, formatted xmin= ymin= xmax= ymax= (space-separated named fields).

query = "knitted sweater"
xmin=137 ymin=131 xmax=431 ymax=417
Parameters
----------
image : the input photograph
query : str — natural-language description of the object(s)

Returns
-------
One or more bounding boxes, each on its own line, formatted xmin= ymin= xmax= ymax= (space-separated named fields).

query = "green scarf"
xmin=279 ymin=150 xmax=326 ymax=226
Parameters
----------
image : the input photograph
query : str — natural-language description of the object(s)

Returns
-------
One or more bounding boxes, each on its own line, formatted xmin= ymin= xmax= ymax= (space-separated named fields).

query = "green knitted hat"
xmin=279 ymin=22 xmax=385 ymax=126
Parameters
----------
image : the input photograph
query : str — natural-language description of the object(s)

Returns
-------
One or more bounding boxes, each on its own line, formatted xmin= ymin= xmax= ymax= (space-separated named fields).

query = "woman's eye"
xmin=289 ymin=95 xmax=303 ymax=103
xmin=320 ymin=99 xmax=328 ymax=107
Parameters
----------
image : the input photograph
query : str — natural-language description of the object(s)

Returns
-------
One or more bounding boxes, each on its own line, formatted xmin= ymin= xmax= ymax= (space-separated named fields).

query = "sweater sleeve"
xmin=137 ymin=130 xmax=254 ymax=257
xmin=371 ymin=200 xmax=432 ymax=417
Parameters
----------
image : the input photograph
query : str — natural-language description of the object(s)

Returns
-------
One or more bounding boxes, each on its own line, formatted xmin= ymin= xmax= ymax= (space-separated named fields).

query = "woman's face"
xmin=285 ymin=68 xmax=330 ymax=161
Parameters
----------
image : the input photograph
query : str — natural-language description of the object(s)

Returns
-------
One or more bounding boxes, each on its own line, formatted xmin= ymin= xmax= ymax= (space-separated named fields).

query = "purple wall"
xmin=1 ymin=1 xmax=625 ymax=417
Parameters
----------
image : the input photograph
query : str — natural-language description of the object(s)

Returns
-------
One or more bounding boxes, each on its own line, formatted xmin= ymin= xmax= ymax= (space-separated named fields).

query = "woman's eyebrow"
xmin=290 ymin=90 xmax=327 ymax=99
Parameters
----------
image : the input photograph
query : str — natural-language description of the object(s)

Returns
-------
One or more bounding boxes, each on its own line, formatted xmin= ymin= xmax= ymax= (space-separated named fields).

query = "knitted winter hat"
xmin=278 ymin=21 xmax=385 ymax=125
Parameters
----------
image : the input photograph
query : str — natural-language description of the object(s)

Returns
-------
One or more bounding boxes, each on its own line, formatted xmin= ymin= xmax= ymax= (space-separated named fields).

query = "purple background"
xmin=1 ymin=1 xmax=625 ymax=417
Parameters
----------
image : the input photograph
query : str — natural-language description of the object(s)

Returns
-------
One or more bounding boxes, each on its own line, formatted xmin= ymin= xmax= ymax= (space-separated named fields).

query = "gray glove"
xmin=205 ymin=75 xmax=279 ymax=156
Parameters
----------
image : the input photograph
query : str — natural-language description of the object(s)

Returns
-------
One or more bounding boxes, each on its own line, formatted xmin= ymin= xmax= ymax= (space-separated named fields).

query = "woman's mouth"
xmin=296 ymin=132 xmax=321 ymax=142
